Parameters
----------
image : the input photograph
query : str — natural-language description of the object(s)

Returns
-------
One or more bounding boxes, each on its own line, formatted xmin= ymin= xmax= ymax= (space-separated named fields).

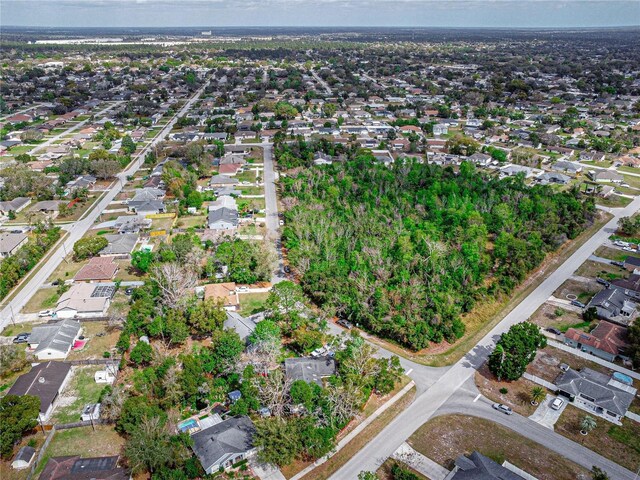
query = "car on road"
xmin=38 ymin=310 xmax=52 ymax=317
xmin=546 ymin=327 xmax=562 ymax=335
xmin=570 ymin=300 xmax=586 ymax=309
xmin=13 ymin=333 xmax=30 ymax=344
xmin=492 ymin=403 xmax=513 ymax=415
xmin=337 ymin=319 xmax=353 ymax=330
xmin=550 ymin=398 xmax=565 ymax=410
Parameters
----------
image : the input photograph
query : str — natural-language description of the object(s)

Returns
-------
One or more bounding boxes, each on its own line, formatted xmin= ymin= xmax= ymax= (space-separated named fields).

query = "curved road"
xmin=329 ymin=195 xmax=640 ymax=480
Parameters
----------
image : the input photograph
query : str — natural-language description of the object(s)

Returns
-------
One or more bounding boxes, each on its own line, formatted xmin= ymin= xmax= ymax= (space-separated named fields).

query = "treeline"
xmin=281 ymin=156 xmax=595 ymax=350
xmin=0 ymin=225 xmax=61 ymax=300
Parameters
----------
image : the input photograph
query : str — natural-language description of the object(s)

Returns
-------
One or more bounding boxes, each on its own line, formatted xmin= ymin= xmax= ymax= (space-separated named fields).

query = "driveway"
xmin=250 ymin=459 xmax=286 ymax=480
xmin=528 ymin=394 xmax=567 ymax=429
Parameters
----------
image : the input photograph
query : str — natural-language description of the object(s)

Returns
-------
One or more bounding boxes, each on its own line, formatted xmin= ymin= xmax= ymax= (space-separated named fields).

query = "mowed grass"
xmin=408 ymin=414 xmax=588 ymax=480
xmin=21 ymin=287 xmax=60 ymax=313
xmin=239 ymin=292 xmax=269 ymax=316
xmin=555 ymin=405 xmax=640 ymax=471
xmin=34 ymin=426 xmax=124 ymax=477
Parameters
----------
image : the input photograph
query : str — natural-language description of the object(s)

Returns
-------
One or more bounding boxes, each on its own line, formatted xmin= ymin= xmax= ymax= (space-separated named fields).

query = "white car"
xmin=279 ymin=220 xmax=284 ymax=226
xmin=550 ymin=398 xmax=565 ymax=410
xmin=38 ymin=310 xmax=52 ymax=317
xmin=236 ymin=286 xmax=249 ymax=293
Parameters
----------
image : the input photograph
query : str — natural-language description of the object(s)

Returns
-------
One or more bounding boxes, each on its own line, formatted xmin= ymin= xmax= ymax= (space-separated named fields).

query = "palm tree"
xmin=530 ymin=386 xmax=545 ymax=406
xmin=580 ymin=415 xmax=597 ymax=435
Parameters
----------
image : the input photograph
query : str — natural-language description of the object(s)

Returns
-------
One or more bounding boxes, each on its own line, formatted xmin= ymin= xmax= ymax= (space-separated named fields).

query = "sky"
xmin=2 ymin=0 xmax=639 ymax=28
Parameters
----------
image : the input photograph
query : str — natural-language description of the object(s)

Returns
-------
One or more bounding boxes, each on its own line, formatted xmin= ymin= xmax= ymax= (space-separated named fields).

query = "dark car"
xmin=596 ymin=278 xmax=610 ymax=287
xmin=492 ymin=403 xmax=513 ymax=415
xmin=125 ymin=287 xmax=134 ymax=295
xmin=284 ymin=265 xmax=291 ymax=274
xmin=612 ymin=261 xmax=625 ymax=267
xmin=337 ymin=319 xmax=353 ymax=330
xmin=571 ymin=300 xmax=586 ymax=309
xmin=13 ymin=333 xmax=30 ymax=344
xmin=546 ymin=327 xmax=562 ymax=335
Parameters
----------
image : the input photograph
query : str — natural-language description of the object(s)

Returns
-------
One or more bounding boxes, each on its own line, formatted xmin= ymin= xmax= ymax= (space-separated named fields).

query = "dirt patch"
xmin=474 ymin=363 xmax=538 ymax=416
xmin=555 ymin=405 xmax=640 ymax=471
xmin=553 ymin=279 xmax=600 ymax=303
xmin=529 ymin=302 xmax=586 ymax=331
xmin=408 ymin=414 xmax=589 ymax=480
xmin=526 ymin=346 xmax=612 ymax=384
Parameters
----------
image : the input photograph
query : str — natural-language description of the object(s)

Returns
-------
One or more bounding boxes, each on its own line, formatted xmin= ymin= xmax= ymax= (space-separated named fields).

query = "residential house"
xmin=74 ymin=257 xmax=119 ymax=282
xmin=27 ymin=319 xmax=82 ymax=360
xmin=590 ymin=170 xmax=623 ymax=183
xmin=586 ymin=288 xmax=636 ymax=325
xmin=563 ymin=321 xmax=629 ymax=362
xmin=551 ymin=160 xmax=582 ymax=175
xmin=623 ymin=256 xmax=640 ymax=275
xmin=127 ymin=200 xmax=165 ymax=216
xmin=31 ymin=200 xmax=63 ymax=215
xmin=209 ymin=175 xmax=239 ymax=188
xmin=208 ymin=208 xmax=238 ymax=230
xmin=7 ymin=361 xmax=72 ymax=421
xmin=284 ymin=357 xmax=336 ymax=386
xmin=218 ymin=163 xmax=241 ymax=175
xmin=204 ymin=282 xmax=240 ymax=311
xmin=444 ymin=451 xmax=529 ymax=480
xmin=191 ymin=416 xmax=257 ymax=474
xmin=433 ymin=124 xmax=448 ymax=136
xmin=66 ymin=175 xmax=96 ymax=193
xmin=537 ymin=172 xmax=571 ymax=185
xmin=467 ymin=153 xmax=492 ymax=167
xmin=0 ymin=232 xmax=28 ymax=258
xmin=113 ymin=215 xmax=152 ymax=234
xmin=0 ymin=197 xmax=31 ymax=215
xmin=99 ymin=234 xmax=139 ymax=258
xmin=39 ymin=456 xmax=129 ymax=480
xmin=55 ymin=283 xmax=114 ymax=319
xmin=554 ymin=367 xmax=636 ymax=424
xmin=500 ymin=164 xmax=534 ymax=178
xmin=313 ymin=152 xmax=333 ymax=165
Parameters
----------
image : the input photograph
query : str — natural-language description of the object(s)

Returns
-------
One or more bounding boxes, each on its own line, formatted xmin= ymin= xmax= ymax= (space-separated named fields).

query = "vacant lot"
xmin=574 ymin=259 xmax=626 ymax=280
xmin=22 ymin=287 xmax=60 ymax=313
xmin=595 ymin=245 xmax=640 ymax=262
xmin=66 ymin=321 xmax=120 ymax=361
xmin=408 ymin=414 xmax=589 ymax=480
xmin=526 ymin=345 xmax=612 ymax=384
xmin=51 ymin=366 xmax=106 ymax=424
xmin=555 ymin=405 xmax=640 ymax=471
xmin=553 ymin=279 xmax=600 ymax=303
xmin=529 ymin=302 xmax=588 ymax=333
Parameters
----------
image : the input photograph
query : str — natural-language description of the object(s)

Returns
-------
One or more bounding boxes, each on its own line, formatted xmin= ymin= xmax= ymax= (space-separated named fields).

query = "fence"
xmin=26 ymin=426 xmax=56 ymax=480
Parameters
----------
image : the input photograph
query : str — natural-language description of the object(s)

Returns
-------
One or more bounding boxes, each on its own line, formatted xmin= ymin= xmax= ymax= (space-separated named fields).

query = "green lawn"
xmin=239 ymin=292 xmax=269 ymax=316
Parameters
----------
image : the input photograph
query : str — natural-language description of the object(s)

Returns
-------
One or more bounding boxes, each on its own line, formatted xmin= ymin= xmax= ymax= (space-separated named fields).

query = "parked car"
xmin=38 ymin=310 xmax=52 ymax=317
xmin=12 ymin=333 xmax=30 ymax=344
xmin=612 ymin=260 xmax=625 ymax=267
xmin=546 ymin=327 xmax=562 ymax=335
xmin=236 ymin=286 xmax=249 ymax=293
xmin=337 ymin=319 xmax=353 ymax=330
xmin=492 ymin=403 xmax=513 ymax=415
xmin=284 ymin=265 xmax=291 ymax=274
xmin=125 ymin=287 xmax=134 ymax=295
xmin=570 ymin=300 xmax=586 ymax=309
xmin=550 ymin=398 xmax=565 ymax=410
xmin=279 ymin=220 xmax=284 ymax=226
xmin=596 ymin=278 xmax=610 ymax=287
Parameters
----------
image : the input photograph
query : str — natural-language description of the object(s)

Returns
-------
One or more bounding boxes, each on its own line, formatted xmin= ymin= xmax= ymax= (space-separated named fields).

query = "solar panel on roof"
xmin=91 ymin=285 xmax=116 ymax=298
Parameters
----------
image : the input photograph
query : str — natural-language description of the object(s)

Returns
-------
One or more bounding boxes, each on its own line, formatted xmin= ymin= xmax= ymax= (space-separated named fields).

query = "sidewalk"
xmin=392 ymin=442 xmax=450 ymax=480
xmin=289 ymin=380 xmax=415 ymax=480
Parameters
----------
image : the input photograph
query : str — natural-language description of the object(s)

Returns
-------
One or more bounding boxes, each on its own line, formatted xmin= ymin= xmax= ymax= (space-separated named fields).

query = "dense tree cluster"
xmin=488 ymin=322 xmax=547 ymax=381
xmin=280 ymin=156 xmax=594 ymax=349
xmin=0 ymin=224 xmax=61 ymax=300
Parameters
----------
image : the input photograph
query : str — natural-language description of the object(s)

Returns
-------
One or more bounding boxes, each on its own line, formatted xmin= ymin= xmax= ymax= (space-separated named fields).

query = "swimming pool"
xmin=178 ymin=419 xmax=198 ymax=433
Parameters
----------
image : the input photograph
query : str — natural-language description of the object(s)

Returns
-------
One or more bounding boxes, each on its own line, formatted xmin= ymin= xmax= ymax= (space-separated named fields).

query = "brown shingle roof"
xmin=74 ymin=257 xmax=118 ymax=281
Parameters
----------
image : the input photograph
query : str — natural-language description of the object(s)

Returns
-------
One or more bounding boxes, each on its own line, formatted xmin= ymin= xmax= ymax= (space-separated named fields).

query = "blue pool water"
xmin=613 ymin=372 xmax=633 ymax=385
xmin=178 ymin=419 xmax=198 ymax=432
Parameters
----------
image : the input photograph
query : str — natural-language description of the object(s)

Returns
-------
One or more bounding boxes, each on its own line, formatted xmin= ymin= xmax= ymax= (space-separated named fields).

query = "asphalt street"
xmin=0 ymin=80 xmax=210 ymax=328
xmin=329 ymin=195 xmax=640 ymax=480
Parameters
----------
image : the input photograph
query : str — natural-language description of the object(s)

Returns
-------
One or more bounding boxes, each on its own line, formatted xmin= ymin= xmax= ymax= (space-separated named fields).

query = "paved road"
xmin=436 ymin=384 xmax=638 ymax=480
xmin=29 ymin=102 xmax=122 ymax=155
xmin=329 ymin=195 xmax=640 ymax=479
xmin=0 ymin=81 xmax=210 ymax=328
xmin=311 ymin=70 xmax=332 ymax=96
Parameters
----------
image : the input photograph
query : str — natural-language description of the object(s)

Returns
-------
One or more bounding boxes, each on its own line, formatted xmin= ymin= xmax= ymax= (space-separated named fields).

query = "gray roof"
xmin=588 ymin=287 xmax=636 ymax=317
xmin=452 ymin=451 xmax=525 ymax=479
xmin=127 ymin=200 xmax=165 ymax=213
xmin=209 ymin=175 xmax=239 ymax=186
xmin=0 ymin=232 xmax=27 ymax=254
xmin=225 ymin=311 xmax=256 ymax=340
xmin=208 ymin=208 xmax=238 ymax=228
xmin=191 ymin=416 xmax=255 ymax=472
xmin=100 ymin=234 xmax=138 ymax=255
xmin=538 ymin=172 xmax=570 ymax=184
xmin=7 ymin=361 xmax=72 ymax=414
xmin=0 ymin=197 xmax=30 ymax=212
xmin=554 ymin=367 xmax=635 ymax=416
xmin=13 ymin=446 xmax=36 ymax=464
xmin=29 ymin=319 xmax=81 ymax=355
xmin=130 ymin=188 xmax=165 ymax=203
xmin=284 ymin=356 xmax=336 ymax=385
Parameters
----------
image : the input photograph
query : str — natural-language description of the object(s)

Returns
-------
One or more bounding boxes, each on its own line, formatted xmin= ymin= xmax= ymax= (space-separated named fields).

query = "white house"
xmin=28 ymin=319 xmax=82 ymax=360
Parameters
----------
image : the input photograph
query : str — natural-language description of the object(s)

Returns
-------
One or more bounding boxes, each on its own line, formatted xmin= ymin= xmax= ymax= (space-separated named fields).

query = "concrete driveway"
xmin=250 ymin=459 xmax=285 ymax=480
xmin=529 ymin=394 xmax=568 ymax=429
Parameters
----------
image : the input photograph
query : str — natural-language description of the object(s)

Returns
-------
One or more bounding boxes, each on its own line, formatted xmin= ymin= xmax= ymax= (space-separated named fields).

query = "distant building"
xmin=0 ymin=232 xmax=28 ymax=258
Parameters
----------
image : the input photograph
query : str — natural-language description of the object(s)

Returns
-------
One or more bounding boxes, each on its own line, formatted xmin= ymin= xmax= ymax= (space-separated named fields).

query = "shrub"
xmin=499 ymin=387 xmax=508 ymax=394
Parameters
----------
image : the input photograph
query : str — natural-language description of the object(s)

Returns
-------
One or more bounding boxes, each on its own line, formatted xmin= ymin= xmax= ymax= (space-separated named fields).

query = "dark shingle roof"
xmin=284 ymin=356 xmax=336 ymax=386
xmin=7 ymin=362 xmax=72 ymax=414
xmin=451 ymin=451 xmax=525 ymax=479
xmin=191 ymin=416 xmax=255 ymax=472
